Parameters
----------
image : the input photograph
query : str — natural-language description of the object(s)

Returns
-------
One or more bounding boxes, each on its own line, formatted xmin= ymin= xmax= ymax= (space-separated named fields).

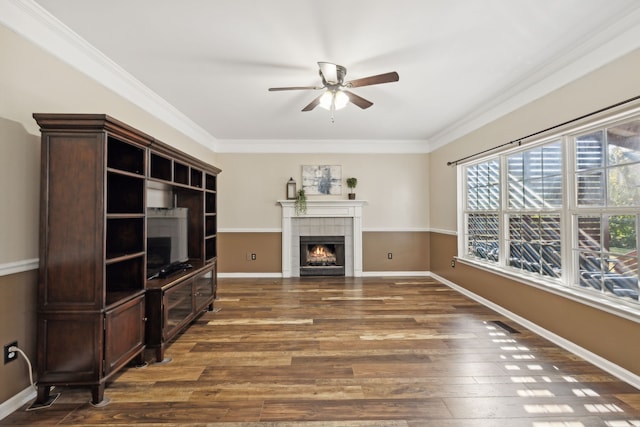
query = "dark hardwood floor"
xmin=4 ymin=276 xmax=640 ymax=426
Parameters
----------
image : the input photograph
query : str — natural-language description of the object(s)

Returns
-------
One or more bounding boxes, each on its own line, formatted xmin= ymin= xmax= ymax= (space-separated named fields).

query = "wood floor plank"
xmin=259 ymin=398 xmax=452 ymax=421
xmin=2 ymin=276 xmax=640 ymax=426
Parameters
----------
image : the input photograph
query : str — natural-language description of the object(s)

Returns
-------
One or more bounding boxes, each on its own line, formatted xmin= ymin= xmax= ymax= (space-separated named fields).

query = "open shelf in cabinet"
xmin=205 ymin=173 xmax=216 ymax=191
xmin=190 ymin=168 xmax=202 ymax=188
xmin=150 ymin=152 xmax=172 ymax=181
xmin=205 ymin=192 xmax=216 ymax=213
xmin=174 ymin=161 xmax=189 ymax=185
xmin=105 ymin=289 xmax=146 ymax=309
xmin=205 ymin=215 xmax=216 ymax=236
xmin=107 ymin=173 xmax=144 ymax=214
xmin=106 ymin=255 xmax=145 ymax=293
xmin=106 ymin=217 xmax=144 ymax=259
xmin=205 ymin=236 xmax=217 ymax=260
xmin=107 ymin=136 xmax=145 ymax=175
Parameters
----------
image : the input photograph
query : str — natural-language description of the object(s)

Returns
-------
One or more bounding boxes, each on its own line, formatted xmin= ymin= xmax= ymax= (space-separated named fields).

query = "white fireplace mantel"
xmin=278 ymin=200 xmax=366 ymax=278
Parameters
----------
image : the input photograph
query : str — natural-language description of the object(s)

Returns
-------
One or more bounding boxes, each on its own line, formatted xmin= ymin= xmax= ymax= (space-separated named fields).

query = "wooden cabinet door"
xmin=163 ymin=279 xmax=194 ymax=340
xmin=37 ymin=312 xmax=103 ymax=384
xmin=194 ymin=266 xmax=215 ymax=312
xmin=104 ymin=294 xmax=146 ymax=376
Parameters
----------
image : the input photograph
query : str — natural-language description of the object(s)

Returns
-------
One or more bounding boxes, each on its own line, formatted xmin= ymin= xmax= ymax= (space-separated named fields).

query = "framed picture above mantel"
xmin=302 ymin=165 xmax=342 ymax=195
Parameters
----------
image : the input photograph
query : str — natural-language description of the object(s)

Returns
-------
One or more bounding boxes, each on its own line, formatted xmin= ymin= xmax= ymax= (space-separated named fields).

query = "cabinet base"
xmin=90 ymin=396 xmax=111 ymax=408
xmin=27 ymin=393 xmax=60 ymax=411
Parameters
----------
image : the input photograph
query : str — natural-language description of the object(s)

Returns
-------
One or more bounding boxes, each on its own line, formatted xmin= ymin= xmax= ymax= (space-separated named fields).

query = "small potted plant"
xmin=295 ymin=188 xmax=307 ymax=215
xmin=346 ymin=177 xmax=358 ymax=200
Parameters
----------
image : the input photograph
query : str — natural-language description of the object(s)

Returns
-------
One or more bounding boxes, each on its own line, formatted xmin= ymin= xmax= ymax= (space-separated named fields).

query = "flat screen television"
xmin=147 ymin=207 xmax=189 ymax=279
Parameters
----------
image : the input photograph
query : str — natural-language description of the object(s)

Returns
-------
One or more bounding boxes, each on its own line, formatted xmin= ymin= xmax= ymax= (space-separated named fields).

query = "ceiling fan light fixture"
xmin=319 ymin=90 xmax=349 ymax=111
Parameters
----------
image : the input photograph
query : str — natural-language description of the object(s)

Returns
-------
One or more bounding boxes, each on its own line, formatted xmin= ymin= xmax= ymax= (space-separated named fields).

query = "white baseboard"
xmin=430 ymin=272 xmax=640 ymax=390
xmin=217 ymin=272 xmax=282 ymax=278
xmin=0 ymin=386 xmax=35 ymax=421
xmin=361 ymin=271 xmax=430 ymax=277
xmin=218 ymin=271 xmax=431 ymax=279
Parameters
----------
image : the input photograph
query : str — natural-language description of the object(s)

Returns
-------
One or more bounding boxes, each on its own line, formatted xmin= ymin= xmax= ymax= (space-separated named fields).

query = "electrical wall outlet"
xmin=251 ymin=253 xmax=256 ymax=261
xmin=451 ymin=258 xmax=456 ymax=268
xmin=4 ymin=341 xmax=18 ymax=364
xmin=387 ymin=252 xmax=393 ymax=259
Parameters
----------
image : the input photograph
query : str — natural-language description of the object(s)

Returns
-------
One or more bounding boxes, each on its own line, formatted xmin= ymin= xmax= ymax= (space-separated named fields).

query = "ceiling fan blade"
xmin=346 ymin=71 xmax=399 ymax=88
xmin=301 ymin=94 xmax=323 ymax=112
xmin=268 ymin=86 xmax=323 ymax=91
xmin=344 ymin=91 xmax=373 ymax=109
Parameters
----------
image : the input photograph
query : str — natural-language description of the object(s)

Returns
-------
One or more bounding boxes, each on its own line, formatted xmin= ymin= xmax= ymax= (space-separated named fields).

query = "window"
xmin=461 ymin=114 xmax=640 ymax=308
xmin=574 ymin=119 xmax=640 ymax=302
xmin=506 ymin=142 xmax=563 ymax=278
xmin=465 ymin=160 xmax=499 ymax=262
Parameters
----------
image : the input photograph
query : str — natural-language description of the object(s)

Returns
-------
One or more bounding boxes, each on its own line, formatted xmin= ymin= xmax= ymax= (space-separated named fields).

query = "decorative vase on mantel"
xmin=346 ymin=177 xmax=358 ymax=200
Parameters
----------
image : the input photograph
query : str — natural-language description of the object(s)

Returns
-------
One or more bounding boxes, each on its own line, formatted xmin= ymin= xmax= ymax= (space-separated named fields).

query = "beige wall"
xmin=363 ymin=231 xmax=430 ymax=272
xmin=0 ymin=118 xmax=40 ymax=264
xmin=0 ymin=117 xmax=40 ymax=404
xmin=218 ymin=232 xmax=282 ymax=273
xmin=0 ymin=272 xmax=37 ymax=406
xmin=215 ymin=152 xmax=431 ymax=276
xmin=215 ymin=153 xmax=430 ymax=230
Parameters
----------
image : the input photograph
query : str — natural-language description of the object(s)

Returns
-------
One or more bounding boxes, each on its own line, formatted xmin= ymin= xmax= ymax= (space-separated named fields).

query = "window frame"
xmin=457 ymin=106 xmax=640 ymax=320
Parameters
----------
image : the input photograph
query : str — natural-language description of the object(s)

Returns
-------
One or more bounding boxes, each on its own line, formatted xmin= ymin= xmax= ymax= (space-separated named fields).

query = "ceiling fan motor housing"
xmin=318 ymin=62 xmax=347 ymax=85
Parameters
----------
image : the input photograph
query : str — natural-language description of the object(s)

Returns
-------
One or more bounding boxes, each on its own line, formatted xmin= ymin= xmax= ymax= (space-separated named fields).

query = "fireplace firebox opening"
xmin=300 ymin=235 xmax=345 ymax=276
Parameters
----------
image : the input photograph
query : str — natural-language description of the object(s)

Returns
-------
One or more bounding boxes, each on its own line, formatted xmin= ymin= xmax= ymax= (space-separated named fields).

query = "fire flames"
xmin=312 ymin=245 xmax=328 ymax=257
xmin=307 ymin=244 xmax=337 ymax=266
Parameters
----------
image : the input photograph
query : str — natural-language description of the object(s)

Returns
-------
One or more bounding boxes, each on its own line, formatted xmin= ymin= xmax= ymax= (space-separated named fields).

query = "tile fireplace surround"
xmin=278 ymin=200 xmax=366 ymax=277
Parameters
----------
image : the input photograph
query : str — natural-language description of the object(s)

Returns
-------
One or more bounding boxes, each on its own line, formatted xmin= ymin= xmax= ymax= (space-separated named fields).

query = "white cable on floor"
xmin=9 ymin=345 xmax=36 ymax=391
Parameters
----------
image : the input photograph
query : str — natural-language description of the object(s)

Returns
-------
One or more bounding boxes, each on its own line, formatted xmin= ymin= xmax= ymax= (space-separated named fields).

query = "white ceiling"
xmin=11 ymin=0 xmax=640 ymax=152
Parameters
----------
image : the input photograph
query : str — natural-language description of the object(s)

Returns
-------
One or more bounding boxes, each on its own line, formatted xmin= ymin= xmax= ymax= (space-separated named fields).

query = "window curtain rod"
xmin=446 ymin=94 xmax=640 ymax=166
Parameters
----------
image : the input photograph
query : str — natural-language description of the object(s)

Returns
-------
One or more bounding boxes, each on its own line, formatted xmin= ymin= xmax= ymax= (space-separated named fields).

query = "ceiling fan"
xmin=268 ymin=62 xmax=399 ymax=114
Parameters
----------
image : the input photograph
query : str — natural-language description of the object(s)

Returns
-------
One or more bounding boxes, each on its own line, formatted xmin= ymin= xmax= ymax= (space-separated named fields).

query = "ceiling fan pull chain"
xmin=330 ymin=100 xmax=336 ymax=123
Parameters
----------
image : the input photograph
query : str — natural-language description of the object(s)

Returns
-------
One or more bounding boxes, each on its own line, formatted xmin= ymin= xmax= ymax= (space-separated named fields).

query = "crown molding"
xmin=215 ymin=138 xmax=430 ymax=154
xmin=427 ymin=5 xmax=640 ymax=152
xmin=0 ymin=0 xmax=220 ymax=152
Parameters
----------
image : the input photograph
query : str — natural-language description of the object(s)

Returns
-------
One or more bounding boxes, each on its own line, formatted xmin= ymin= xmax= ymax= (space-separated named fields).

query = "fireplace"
xmin=300 ymin=236 xmax=345 ymax=276
xmin=279 ymin=199 xmax=365 ymax=277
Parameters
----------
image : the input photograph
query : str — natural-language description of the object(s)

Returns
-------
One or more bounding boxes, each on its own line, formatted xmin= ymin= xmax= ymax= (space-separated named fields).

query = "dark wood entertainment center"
xmin=33 ymin=114 xmax=220 ymax=406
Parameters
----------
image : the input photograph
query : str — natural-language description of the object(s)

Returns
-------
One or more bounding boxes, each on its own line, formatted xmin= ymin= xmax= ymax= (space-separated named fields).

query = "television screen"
xmin=147 ymin=207 xmax=189 ymax=278
xmin=147 ymin=237 xmax=171 ymax=277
